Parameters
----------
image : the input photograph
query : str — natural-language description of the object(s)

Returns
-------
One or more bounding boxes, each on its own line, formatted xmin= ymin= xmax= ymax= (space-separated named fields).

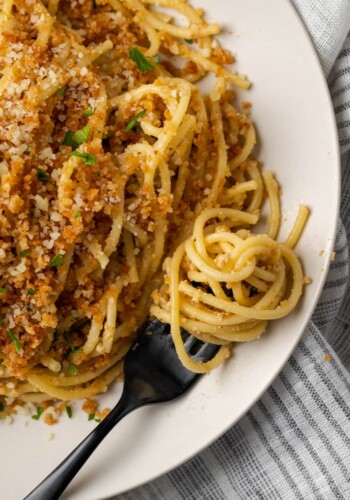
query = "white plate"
xmin=2 ymin=1 xmax=340 ymax=499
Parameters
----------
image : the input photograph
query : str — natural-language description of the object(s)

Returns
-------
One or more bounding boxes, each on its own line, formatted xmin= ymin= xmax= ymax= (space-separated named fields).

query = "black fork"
xmin=25 ymin=320 xmax=219 ymax=500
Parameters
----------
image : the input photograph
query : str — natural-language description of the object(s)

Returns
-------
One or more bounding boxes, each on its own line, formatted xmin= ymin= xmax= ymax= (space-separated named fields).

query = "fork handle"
xmin=25 ymin=391 xmax=142 ymax=500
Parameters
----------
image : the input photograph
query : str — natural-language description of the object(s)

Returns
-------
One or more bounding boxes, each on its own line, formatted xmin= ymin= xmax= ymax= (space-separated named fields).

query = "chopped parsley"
xmin=31 ymin=407 xmax=44 ymax=420
xmin=68 ymin=363 xmax=78 ymax=376
xmin=184 ymin=38 xmax=193 ymax=44
xmin=0 ymin=287 xmax=8 ymax=294
xmin=24 ymin=144 xmax=31 ymax=152
xmin=19 ymin=251 xmax=29 ymax=257
xmin=6 ymin=328 xmax=21 ymax=353
xmin=27 ymin=288 xmax=36 ymax=296
xmin=50 ymin=253 xmax=64 ymax=267
xmin=66 ymin=405 xmax=73 ymax=418
xmin=36 ymin=168 xmax=51 ymax=183
xmin=70 ymin=151 xmax=96 ymax=165
xmin=64 ymin=330 xmax=82 ymax=354
xmin=62 ymin=126 xmax=90 ymax=149
xmin=74 ymin=125 xmax=90 ymax=145
xmin=82 ymin=107 xmax=94 ymax=116
xmin=56 ymin=87 xmax=66 ymax=96
xmin=131 ymin=174 xmax=140 ymax=186
xmin=0 ymin=314 xmax=3 ymax=325
xmin=125 ymin=109 xmax=147 ymax=132
xmin=129 ymin=47 xmax=158 ymax=72
xmin=62 ymin=129 xmax=78 ymax=148
xmin=75 ymin=211 xmax=81 ymax=219
xmin=88 ymin=413 xmax=101 ymax=422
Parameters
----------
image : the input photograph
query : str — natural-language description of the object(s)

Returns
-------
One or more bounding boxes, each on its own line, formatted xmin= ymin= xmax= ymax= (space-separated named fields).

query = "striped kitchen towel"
xmin=115 ymin=0 xmax=350 ymax=498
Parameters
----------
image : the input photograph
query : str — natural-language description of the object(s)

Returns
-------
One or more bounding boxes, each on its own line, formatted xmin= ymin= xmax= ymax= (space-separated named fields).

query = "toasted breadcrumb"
xmin=82 ymin=398 xmax=98 ymax=415
xmin=43 ymin=413 xmax=58 ymax=426
xmin=97 ymin=407 xmax=111 ymax=420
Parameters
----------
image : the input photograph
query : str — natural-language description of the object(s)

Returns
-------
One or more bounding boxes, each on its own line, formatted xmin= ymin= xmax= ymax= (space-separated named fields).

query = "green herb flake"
xmin=68 ymin=363 xmax=78 ymax=376
xmin=88 ymin=413 xmax=95 ymax=421
xmin=50 ymin=253 xmax=64 ymax=268
xmin=62 ymin=126 xmax=90 ymax=148
xmin=24 ymin=144 xmax=31 ymax=152
xmin=19 ymin=251 xmax=29 ymax=257
xmin=184 ymin=38 xmax=193 ymax=44
xmin=64 ymin=330 xmax=82 ymax=354
xmin=75 ymin=211 xmax=81 ymax=219
xmin=74 ymin=125 xmax=90 ymax=145
xmin=31 ymin=406 xmax=44 ymax=420
xmin=36 ymin=168 xmax=51 ymax=183
xmin=95 ymin=418 xmax=101 ymax=423
xmin=82 ymin=107 xmax=94 ymax=117
xmin=56 ymin=87 xmax=66 ymax=97
xmin=70 ymin=151 xmax=96 ymax=166
xmin=0 ymin=287 xmax=9 ymax=294
xmin=129 ymin=47 xmax=157 ymax=72
xmin=0 ymin=315 xmax=3 ymax=326
xmin=0 ymin=402 xmax=4 ymax=412
xmin=0 ymin=359 xmax=3 ymax=364
xmin=131 ymin=174 xmax=140 ymax=186
xmin=6 ymin=328 xmax=21 ymax=353
xmin=27 ymin=288 xmax=36 ymax=296
xmin=66 ymin=405 xmax=73 ymax=418
xmin=62 ymin=129 xmax=78 ymax=148
xmin=125 ymin=109 xmax=147 ymax=132
xmin=151 ymin=55 xmax=159 ymax=63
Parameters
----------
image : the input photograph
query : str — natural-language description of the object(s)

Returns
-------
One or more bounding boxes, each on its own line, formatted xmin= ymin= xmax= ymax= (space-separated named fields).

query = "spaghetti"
xmin=0 ymin=0 xmax=308 ymax=406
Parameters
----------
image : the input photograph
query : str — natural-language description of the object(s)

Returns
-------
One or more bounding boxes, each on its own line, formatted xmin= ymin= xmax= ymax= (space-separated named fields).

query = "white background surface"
xmin=1 ymin=1 xmax=340 ymax=499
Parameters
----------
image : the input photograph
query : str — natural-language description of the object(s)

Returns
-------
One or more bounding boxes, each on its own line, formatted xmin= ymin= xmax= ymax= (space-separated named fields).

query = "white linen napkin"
xmin=114 ymin=1 xmax=350 ymax=498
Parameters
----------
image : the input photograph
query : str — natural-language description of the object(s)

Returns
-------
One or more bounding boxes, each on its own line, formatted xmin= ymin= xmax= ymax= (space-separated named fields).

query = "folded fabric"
xmin=115 ymin=1 xmax=350 ymax=498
